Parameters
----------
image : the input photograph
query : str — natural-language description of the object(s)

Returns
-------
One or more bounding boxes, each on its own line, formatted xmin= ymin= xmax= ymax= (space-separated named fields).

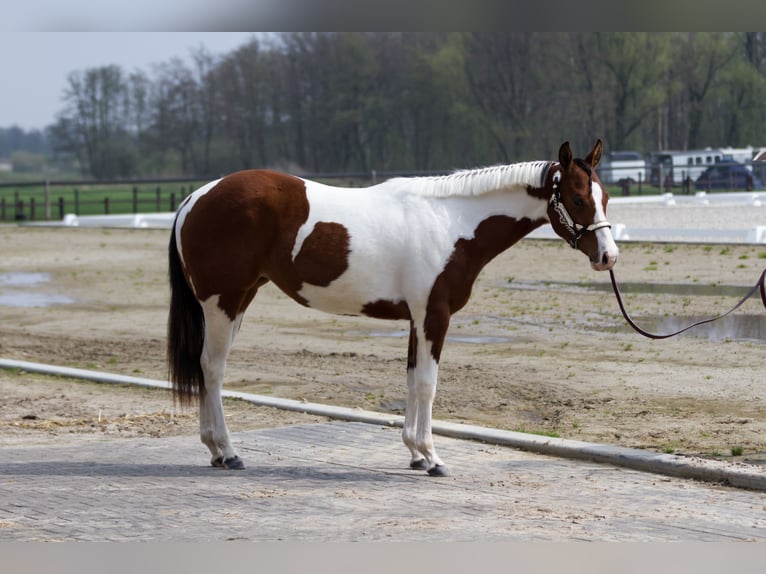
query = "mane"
xmin=377 ymin=161 xmax=554 ymax=198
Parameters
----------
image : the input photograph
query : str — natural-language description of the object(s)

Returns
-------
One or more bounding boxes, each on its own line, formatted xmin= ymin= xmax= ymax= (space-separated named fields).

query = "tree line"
xmin=27 ymin=33 xmax=766 ymax=179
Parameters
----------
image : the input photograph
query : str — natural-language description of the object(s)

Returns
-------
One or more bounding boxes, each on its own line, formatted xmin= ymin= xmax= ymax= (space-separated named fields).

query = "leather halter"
xmin=549 ymin=168 xmax=612 ymax=249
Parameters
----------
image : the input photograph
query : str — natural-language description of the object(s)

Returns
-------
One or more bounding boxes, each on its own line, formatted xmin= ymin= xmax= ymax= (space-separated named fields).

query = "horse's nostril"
xmin=602 ymin=252 xmax=610 ymax=265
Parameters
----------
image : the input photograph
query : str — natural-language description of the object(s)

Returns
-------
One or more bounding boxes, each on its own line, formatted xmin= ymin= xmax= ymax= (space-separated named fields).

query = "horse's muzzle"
xmin=591 ymin=249 xmax=618 ymax=271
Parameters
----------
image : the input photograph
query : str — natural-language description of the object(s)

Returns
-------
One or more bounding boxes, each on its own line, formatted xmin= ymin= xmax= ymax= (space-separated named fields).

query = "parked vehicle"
xmin=649 ymin=146 xmax=765 ymax=187
xmin=598 ymin=151 xmax=647 ymax=184
xmin=649 ymin=148 xmax=723 ymax=186
xmin=694 ymin=161 xmax=763 ymax=191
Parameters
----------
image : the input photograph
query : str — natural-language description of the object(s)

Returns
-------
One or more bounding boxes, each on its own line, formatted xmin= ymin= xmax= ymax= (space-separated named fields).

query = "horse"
xmin=166 ymin=139 xmax=619 ymax=476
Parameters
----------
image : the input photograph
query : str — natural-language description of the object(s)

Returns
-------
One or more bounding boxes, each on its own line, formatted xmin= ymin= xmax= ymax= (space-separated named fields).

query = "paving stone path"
xmin=1 ymin=422 xmax=765 ymax=541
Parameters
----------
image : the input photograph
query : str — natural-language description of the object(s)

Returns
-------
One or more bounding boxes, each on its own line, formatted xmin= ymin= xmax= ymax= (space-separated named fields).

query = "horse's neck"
xmin=381 ymin=169 xmax=551 ymax=271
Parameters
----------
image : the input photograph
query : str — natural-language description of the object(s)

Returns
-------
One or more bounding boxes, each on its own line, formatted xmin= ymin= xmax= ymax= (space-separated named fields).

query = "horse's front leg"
xmin=402 ymin=321 xmax=427 ymax=470
xmin=402 ymin=313 xmax=449 ymax=476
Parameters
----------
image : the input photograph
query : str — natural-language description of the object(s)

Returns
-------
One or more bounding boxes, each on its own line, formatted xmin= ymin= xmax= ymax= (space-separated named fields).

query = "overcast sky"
xmin=0 ymin=33 xmax=257 ymax=131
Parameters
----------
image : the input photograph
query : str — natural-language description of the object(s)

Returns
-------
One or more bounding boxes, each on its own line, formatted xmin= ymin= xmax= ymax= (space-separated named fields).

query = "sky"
xmin=0 ymin=33 xmax=257 ymax=131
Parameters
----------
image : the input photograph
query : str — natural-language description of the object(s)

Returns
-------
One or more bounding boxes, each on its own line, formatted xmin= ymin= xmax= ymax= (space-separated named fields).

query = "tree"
xmin=589 ymin=33 xmax=671 ymax=151
xmin=465 ymin=32 xmax=550 ymax=162
xmin=52 ymin=65 xmax=136 ymax=178
xmin=36 ymin=33 xmax=766 ymax=180
xmin=217 ymin=37 xmax=272 ymax=171
xmin=150 ymin=58 xmax=203 ymax=175
xmin=191 ymin=46 xmax=220 ymax=175
xmin=671 ymin=33 xmax=738 ymax=149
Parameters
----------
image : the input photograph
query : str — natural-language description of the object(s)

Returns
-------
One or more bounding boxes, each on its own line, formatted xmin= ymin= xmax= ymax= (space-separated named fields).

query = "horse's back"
xmin=183 ymin=170 xmax=309 ymax=224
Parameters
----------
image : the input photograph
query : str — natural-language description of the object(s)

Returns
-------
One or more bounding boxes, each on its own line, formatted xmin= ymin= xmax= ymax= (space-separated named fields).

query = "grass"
xmin=514 ymin=427 xmax=561 ymax=439
xmin=0 ymin=180 xmax=204 ymax=221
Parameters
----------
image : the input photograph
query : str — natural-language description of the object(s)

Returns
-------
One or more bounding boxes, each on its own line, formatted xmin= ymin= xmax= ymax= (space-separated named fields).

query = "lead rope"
xmin=609 ymin=267 xmax=766 ymax=340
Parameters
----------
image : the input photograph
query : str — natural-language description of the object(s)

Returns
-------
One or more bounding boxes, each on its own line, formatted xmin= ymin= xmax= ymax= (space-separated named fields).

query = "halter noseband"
xmin=549 ymin=168 xmax=612 ymax=249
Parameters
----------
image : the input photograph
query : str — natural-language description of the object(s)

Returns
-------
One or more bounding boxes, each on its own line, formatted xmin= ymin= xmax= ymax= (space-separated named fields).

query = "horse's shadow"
xmin=0 ymin=460 xmax=422 ymax=482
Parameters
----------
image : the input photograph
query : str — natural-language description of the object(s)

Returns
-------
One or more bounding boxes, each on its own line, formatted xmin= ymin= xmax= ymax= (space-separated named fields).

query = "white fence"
xmin=28 ymin=191 xmax=766 ymax=245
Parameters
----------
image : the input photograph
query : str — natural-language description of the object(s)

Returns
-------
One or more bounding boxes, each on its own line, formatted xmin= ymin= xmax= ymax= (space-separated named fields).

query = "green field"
xmin=0 ymin=181 xmax=204 ymax=222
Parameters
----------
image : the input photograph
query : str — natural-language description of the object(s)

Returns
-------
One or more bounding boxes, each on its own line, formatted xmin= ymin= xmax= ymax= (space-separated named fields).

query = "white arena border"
xmin=2 ymin=357 xmax=764 ymax=491
xmin=23 ymin=189 xmax=766 ymax=244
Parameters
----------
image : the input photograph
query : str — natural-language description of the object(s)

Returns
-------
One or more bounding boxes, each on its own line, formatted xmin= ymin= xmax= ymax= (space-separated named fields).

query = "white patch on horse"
xmin=291 ymin=167 xmax=550 ymax=314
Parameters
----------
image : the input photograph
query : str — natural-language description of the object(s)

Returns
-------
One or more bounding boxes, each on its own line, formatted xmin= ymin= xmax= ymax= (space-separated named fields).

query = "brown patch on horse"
xmin=179 ymin=170 xmax=311 ymax=320
xmin=293 ymin=222 xmax=351 ymax=287
xmin=424 ymin=214 xmax=546 ymax=361
xmin=361 ymin=299 xmax=411 ymax=320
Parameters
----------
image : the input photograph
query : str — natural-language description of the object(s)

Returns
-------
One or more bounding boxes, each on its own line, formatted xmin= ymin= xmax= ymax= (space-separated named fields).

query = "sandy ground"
xmin=1 ymin=225 xmax=765 ymax=467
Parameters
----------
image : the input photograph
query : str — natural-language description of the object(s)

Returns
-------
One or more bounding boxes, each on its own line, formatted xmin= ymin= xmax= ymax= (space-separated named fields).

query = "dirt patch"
xmin=1 ymin=226 xmax=764 ymax=465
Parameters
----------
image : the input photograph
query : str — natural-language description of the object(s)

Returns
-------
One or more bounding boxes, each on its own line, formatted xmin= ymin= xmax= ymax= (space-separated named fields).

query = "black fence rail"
xmin=0 ymin=177 xmax=211 ymax=223
xmin=0 ymin=171 xmax=452 ymax=223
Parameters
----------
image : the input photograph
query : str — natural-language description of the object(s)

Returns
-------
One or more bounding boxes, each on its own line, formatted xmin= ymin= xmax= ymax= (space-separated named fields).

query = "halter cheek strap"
xmin=549 ymin=170 xmax=612 ymax=249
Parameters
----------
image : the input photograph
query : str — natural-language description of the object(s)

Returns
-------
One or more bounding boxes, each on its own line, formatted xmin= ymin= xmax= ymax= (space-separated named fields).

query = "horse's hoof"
xmin=211 ymin=456 xmax=224 ymax=468
xmin=223 ymin=456 xmax=245 ymax=470
xmin=410 ymin=458 xmax=428 ymax=470
xmin=427 ymin=464 xmax=449 ymax=477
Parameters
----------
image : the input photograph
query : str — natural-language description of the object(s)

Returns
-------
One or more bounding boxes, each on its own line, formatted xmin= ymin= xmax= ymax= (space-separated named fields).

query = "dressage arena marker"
xmin=1 ymin=358 xmax=765 ymax=491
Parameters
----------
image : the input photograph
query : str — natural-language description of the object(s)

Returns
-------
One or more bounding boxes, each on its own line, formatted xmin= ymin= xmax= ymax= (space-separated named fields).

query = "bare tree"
xmin=52 ymin=65 xmax=134 ymax=178
xmin=672 ymin=33 xmax=738 ymax=149
xmin=151 ymin=58 xmax=201 ymax=175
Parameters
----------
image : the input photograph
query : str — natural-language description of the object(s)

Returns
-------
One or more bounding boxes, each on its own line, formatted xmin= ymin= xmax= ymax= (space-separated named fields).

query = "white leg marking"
xmin=402 ymin=366 xmax=423 ymax=466
xmin=199 ymin=297 xmax=241 ymax=464
xmin=410 ymin=327 xmax=445 ymax=470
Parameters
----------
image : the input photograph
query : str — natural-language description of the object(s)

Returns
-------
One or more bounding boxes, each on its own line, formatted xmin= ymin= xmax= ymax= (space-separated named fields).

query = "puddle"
xmin=0 ymin=271 xmax=74 ymax=308
xmin=0 ymin=292 xmax=74 ymax=307
xmin=0 ymin=272 xmax=51 ymax=287
xmin=505 ymin=279 xmax=750 ymax=298
xmin=503 ymin=279 xmax=764 ymax=342
xmin=623 ymin=314 xmax=765 ymax=342
xmin=447 ymin=335 xmax=512 ymax=344
xmin=349 ymin=312 xmax=763 ymax=344
xmin=345 ymin=329 xmax=513 ymax=345
xmin=587 ymin=281 xmax=750 ymax=298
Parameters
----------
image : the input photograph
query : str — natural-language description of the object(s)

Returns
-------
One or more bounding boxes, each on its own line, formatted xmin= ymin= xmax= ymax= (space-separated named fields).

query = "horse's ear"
xmin=585 ymin=139 xmax=603 ymax=168
xmin=558 ymin=141 xmax=573 ymax=170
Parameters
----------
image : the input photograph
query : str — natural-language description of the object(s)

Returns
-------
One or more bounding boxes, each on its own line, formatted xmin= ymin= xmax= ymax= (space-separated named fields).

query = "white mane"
xmin=376 ymin=161 xmax=553 ymax=198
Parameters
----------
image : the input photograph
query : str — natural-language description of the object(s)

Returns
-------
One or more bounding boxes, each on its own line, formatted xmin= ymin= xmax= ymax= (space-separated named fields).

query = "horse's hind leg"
xmin=199 ymin=296 xmax=246 ymax=469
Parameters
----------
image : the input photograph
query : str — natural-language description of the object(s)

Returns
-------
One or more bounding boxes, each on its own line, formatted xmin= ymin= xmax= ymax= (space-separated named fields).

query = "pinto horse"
xmin=167 ymin=140 xmax=618 ymax=476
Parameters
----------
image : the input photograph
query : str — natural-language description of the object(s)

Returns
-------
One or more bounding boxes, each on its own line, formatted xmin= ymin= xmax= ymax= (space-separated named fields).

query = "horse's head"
xmin=546 ymin=139 xmax=619 ymax=271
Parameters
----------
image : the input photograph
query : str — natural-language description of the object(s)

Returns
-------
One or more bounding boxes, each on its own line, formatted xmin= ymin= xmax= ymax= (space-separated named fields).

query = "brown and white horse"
xmin=167 ymin=140 xmax=618 ymax=476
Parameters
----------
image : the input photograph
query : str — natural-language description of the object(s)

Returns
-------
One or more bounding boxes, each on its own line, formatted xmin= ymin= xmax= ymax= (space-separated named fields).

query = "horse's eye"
xmin=573 ymin=197 xmax=585 ymax=208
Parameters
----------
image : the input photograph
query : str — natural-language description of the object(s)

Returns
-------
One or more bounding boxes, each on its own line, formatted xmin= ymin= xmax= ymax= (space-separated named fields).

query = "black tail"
xmin=167 ymin=219 xmax=205 ymax=406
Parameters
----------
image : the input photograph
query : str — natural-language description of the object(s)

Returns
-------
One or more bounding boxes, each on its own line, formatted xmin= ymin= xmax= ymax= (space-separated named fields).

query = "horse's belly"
xmin=296 ymin=274 xmax=400 ymax=316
